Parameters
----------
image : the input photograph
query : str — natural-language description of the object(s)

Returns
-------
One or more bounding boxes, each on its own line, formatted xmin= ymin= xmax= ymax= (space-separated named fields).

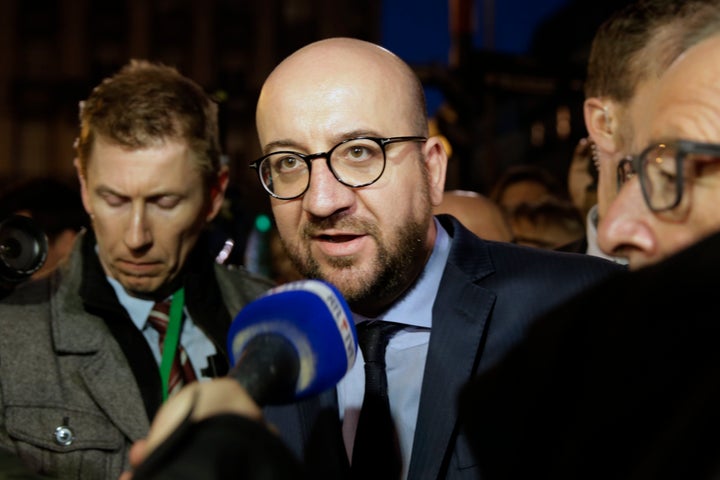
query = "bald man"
xmin=123 ymin=38 xmax=620 ymax=480
xmin=434 ymin=190 xmax=513 ymax=242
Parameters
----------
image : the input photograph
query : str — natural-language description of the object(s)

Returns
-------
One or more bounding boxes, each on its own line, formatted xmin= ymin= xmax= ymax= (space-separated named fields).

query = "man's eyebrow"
xmin=95 ymin=185 xmax=182 ymax=199
xmin=262 ymin=140 xmax=302 ymax=154
xmin=262 ymin=130 xmax=384 ymax=155
xmin=95 ymin=185 xmax=124 ymax=197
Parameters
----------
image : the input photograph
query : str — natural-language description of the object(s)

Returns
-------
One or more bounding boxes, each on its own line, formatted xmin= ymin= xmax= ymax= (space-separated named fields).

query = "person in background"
xmin=562 ymin=137 xmax=599 ymax=253
xmin=489 ymin=164 xmax=565 ymax=214
xmin=509 ymin=198 xmax=585 ymax=250
xmin=0 ymin=60 xmax=273 ymax=479
xmin=433 ymin=189 xmax=513 ymax=242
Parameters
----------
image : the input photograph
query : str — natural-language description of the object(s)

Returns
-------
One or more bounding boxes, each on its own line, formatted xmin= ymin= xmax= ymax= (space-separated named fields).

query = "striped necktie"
xmin=147 ymin=298 xmax=197 ymax=398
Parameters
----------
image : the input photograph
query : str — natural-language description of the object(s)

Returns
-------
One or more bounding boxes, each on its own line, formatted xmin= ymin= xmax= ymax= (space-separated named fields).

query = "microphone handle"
xmin=229 ymin=333 xmax=300 ymax=406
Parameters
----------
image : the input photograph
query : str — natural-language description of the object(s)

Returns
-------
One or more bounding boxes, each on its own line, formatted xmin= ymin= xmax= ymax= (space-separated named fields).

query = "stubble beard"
xmin=282 ymin=213 xmax=431 ymax=312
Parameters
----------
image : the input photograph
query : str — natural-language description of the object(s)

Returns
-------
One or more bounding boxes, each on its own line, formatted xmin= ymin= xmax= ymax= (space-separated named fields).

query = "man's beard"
xmin=282 ymin=213 xmax=431 ymax=311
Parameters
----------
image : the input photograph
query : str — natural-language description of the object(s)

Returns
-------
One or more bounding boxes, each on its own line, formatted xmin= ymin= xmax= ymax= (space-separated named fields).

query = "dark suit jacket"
xmin=265 ymin=215 xmax=623 ymax=479
xmin=460 ymin=228 xmax=720 ymax=480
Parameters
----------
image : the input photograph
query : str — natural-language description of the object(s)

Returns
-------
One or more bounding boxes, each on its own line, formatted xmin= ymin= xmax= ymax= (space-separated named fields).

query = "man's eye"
xmin=102 ymin=194 xmax=125 ymax=207
xmin=274 ymin=155 xmax=305 ymax=173
xmin=155 ymin=196 xmax=180 ymax=209
xmin=349 ymin=146 xmax=371 ymax=160
xmin=658 ymin=168 xmax=677 ymax=183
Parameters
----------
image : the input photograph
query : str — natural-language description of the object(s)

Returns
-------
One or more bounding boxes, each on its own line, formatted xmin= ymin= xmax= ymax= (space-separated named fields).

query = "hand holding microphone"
xmin=126 ymin=280 xmax=357 ymax=480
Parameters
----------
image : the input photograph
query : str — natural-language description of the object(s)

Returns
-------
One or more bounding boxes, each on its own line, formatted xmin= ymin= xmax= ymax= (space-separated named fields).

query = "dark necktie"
xmin=351 ymin=320 xmax=404 ymax=479
xmin=147 ymin=298 xmax=197 ymax=398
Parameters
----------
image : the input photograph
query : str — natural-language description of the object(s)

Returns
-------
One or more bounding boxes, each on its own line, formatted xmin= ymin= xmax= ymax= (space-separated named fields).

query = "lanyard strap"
xmin=159 ymin=288 xmax=185 ymax=402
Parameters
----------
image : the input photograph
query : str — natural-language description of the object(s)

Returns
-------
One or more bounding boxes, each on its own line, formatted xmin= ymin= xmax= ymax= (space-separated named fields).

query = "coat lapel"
xmin=49 ymin=235 xmax=152 ymax=441
xmin=79 ymin=346 xmax=151 ymax=440
xmin=407 ymin=217 xmax=496 ymax=478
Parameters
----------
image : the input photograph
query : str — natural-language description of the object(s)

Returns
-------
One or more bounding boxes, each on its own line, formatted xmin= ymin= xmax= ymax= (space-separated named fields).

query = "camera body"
xmin=0 ymin=215 xmax=48 ymax=289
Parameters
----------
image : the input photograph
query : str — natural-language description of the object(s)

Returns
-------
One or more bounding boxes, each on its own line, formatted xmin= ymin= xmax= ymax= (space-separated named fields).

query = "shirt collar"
xmin=107 ymin=275 xmax=156 ymax=331
xmin=353 ymin=217 xmax=450 ymax=329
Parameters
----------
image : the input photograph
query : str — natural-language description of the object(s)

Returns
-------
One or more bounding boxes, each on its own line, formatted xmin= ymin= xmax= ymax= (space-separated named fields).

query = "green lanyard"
xmin=159 ymin=288 xmax=185 ymax=402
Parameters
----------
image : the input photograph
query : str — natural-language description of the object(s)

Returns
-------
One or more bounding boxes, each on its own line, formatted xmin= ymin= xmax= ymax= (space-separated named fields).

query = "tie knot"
xmin=356 ymin=321 xmax=404 ymax=363
xmin=147 ymin=297 xmax=173 ymax=333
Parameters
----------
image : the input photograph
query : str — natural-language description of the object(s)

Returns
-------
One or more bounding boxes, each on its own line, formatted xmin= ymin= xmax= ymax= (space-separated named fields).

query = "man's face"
xmin=77 ymin=136 xmax=225 ymax=296
xmin=587 ymin=28 xmax=674 ymax=222
xmin=255 ymin=43 xmax=446 ymax=316
xmin=598 ymin=35 xmax=720 ymax=269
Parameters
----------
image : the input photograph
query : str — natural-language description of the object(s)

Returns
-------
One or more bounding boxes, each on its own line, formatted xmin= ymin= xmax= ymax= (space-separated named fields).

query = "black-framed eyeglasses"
xmin=617 ymin=140 xmax=720 ymax=212
xmin=249 ymin=136 xmax=427 ymax=200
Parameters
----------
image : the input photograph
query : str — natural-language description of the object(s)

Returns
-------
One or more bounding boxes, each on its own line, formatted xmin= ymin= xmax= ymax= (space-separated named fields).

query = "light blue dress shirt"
xmin=107 ymin=276 xmax=218 ymax=381
xmin=337 ymin=218 xmax=451 ymax=479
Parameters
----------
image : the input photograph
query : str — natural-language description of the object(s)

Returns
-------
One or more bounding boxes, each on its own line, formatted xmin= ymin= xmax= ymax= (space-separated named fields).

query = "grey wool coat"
xmin=0 ymin=230 xmax=273 ymax=479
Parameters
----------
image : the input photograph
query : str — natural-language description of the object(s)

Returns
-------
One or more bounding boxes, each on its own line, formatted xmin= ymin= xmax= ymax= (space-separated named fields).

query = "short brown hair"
xmin=585 ymin=0 xmax=719 ymax=103
xmin=76 ymin=60 xmax=221 ymax=188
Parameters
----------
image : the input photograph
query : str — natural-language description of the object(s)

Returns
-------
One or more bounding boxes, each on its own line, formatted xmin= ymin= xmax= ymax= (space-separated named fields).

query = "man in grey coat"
xmin=0 ymin=60 xmax=273 ymax=479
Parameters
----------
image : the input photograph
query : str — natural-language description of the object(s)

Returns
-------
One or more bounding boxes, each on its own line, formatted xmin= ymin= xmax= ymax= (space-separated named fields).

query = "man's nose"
xmin=598 ymin=178 xmax=657 ymax=262
xmin=301 ymin=158 xmax=355 ymax=218
xmin=124 ymin=202 xmax=153 ymax=250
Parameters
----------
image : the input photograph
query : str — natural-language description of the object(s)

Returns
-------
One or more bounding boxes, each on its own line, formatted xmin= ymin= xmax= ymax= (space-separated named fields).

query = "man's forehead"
xmin=645 ymin=84 xmax=720 ymax=148
xmin=643 ymin=35 xmax=720 ymax=143
xmin=626 ymin=79 xmax=663 ymax=152
xmin=257 ymin=86 xmax=414 ymax=150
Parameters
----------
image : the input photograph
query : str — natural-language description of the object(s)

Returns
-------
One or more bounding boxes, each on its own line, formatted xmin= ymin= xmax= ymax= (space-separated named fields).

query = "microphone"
xmin=0 ymin=215 xmax=48 ymax=287
xmin=226 ymin=279 xmax=357 ymax=406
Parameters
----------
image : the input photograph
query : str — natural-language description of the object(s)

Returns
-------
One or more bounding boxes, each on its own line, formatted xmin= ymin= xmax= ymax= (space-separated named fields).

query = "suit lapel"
xmin=299 ymin=389 xmax=351 ymax=476
xmin=407 ymin=217 xmax=496 ymax=478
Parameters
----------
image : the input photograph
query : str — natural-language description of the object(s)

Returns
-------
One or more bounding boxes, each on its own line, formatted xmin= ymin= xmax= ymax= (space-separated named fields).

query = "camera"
xmin=0 ymin=215 xmax=48 ymax=288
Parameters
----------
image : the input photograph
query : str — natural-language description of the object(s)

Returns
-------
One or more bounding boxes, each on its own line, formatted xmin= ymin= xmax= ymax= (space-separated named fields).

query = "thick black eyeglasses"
xmin=617 ymin=139 xmax=720 ymax=212
xmin=249 ymin=136 xmax=427 ymax=200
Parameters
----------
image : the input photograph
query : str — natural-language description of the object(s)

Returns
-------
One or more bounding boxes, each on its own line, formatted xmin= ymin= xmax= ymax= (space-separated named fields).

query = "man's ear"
xmin=206 ymin=165 xmax=230 ymax=222
xmin=424 ymin=137 xmax=448 ymax=207
xmin=584 ymin=97 xmax=620 ymax=155
xmin=74 ymin=157 xmax=93 ymax=217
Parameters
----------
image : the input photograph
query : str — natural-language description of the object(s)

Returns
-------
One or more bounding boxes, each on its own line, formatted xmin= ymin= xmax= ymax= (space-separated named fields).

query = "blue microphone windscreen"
xmin=227 ymin=279 xmax=357 ymax=399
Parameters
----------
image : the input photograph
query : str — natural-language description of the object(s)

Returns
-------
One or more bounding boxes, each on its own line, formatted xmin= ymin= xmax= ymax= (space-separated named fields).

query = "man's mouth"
xmin=317 ymin=234 xmax=361 ymax=243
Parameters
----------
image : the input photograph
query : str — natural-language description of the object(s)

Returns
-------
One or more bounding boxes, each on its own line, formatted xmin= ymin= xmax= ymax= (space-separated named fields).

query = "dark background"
xmin=0 ymin=0 xmax=632 ymax=228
